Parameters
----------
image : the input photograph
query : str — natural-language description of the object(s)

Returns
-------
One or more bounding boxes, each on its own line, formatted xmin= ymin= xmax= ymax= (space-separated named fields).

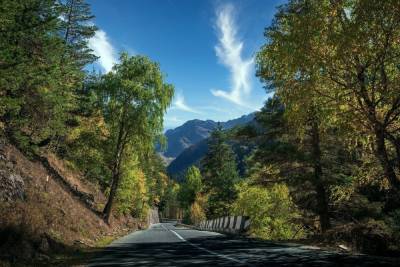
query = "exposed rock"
xmin=0 ymin=168 xmax=25 ymax=201
xmin=0 ymin=139 xmax=25 ymax=201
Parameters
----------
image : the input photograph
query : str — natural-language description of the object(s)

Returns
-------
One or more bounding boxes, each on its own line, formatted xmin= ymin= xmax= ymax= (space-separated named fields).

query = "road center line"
xmin=162 ymin=224 xmax=249 ymax=266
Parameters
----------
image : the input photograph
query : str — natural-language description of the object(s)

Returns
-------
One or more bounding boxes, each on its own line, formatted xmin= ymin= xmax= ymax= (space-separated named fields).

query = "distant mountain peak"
xmin=159 ymin=113 xmax=255 ymax=159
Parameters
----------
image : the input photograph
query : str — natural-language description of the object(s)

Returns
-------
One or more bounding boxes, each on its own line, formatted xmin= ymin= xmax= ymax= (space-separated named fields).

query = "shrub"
xmin=233 ymin=182 xmax=304 ymax=240
xmin=190 ymin=194 xmax=207 ymax=225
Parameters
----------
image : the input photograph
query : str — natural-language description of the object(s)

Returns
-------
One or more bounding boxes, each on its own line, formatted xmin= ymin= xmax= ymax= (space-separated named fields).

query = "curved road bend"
xmin=88 ymin=223 xmax=398 ymax=267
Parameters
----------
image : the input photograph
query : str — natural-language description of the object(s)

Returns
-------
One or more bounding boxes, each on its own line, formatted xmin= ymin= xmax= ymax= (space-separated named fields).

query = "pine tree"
xmin=201 ymin=124 xmax=239 ymax=218
xmin=0 ymin=0 xmax=72 ymax=149
xmin=177 ymin=166 xmax=203 ymax=209
xmin=58 ymin=0 xmax=98 ymax=68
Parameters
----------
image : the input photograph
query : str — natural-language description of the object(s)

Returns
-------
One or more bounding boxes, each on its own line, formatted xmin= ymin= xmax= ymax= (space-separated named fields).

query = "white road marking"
xmin=161 ymin=223 xmax=250 ymax=266
xmin=169 ymin=229 xmax=186 ymax=241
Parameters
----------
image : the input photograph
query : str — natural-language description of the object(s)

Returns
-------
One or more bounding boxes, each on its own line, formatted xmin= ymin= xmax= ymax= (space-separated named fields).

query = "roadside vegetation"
xmin=175 ymin=0 xmax=400 ymax=255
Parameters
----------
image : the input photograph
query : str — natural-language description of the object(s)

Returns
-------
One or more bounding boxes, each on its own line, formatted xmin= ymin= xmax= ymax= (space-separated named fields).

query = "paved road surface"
xmin=88 ymin=223 xmax=398 ymax=266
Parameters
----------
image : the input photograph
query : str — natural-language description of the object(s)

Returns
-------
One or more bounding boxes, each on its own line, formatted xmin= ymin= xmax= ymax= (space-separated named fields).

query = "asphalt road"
xmin=88 ymin=223 xmax=398 ymax=267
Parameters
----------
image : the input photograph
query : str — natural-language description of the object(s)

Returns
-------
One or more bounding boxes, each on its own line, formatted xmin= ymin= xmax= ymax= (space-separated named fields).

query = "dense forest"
xmin=1 ymin=0 xmax=400 ymax=263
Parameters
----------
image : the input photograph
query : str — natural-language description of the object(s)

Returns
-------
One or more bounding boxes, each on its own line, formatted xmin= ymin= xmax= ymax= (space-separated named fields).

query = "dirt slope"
xmin=0 ymin=139 xmax=143 ymax=264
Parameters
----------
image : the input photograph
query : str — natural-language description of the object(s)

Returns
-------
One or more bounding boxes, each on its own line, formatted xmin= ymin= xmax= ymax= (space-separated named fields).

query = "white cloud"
xmin=211 ymin=4 xmax=254 ymax=107
xmin=171 ymin=92 xmax=202 ymax=114
xmin=199 ymin=106 xmax=230 ymax=113
xmin=165 ymin=116 xmax=183 ymax=123
xmin=88 ymin=29 xmax=117 ymax=73
xmin=164 ymin=116 xmax=185 ymax=129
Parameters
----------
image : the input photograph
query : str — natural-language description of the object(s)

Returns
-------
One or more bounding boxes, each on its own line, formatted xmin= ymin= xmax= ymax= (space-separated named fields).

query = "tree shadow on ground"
xmin=85 ymin=235 xmax=399 ymax=267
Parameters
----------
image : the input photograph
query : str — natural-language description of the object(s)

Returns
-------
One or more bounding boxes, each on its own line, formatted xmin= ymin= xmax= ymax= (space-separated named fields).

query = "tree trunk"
xmin=374 ymin=127 xmax=400 ymax=191
xmin=385 ymin=132 xmax=400 ymax=172
xmin=64 ymin=0 xmax=74 ymax=43
xmin=310 ymin=114 xmax=330 ymax=233
xmin=102 ymin=160 xmax=121 ymax=224
xmin=394 ymin=140 xmax=400 ymax=172
xmin=102 ymin=119 xmax=126 ymax=224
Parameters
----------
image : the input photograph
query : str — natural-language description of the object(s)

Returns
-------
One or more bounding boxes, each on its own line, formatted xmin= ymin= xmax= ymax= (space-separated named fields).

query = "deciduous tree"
xmin=97 ymin=53 xmax=174 ymax=222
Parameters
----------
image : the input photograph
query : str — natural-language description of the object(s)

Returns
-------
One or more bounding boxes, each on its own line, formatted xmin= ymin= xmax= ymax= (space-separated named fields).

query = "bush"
xmin=233 ymin=182 xmax=304 ymax=240
xmin=190 ymin=194 xmax=207 ymax=225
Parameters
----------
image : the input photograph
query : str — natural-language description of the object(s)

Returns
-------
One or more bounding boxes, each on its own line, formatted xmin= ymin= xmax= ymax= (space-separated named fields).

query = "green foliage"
xmin=177 ymin=166 xmax=203 ymax=208
xmin=98 ymin=53 xmax=174 ymax=220
xmin=0 ymin=0 xmax=174 ymax=222
xmin=142 ymin=152 xmax=169 ymax=207
xmin=177 ymin=166 xmax=203 ymax=224
xmin=201 ymin=125 xmax=239 ymax=217
xmin=254 ymin=0 xmax=400 ymax=245
xmin=3 ymin=0 xmax=399 ymax=251
xmin=0 ymin=0 xmax=73 ymax=147
xmin=115 ymin=155 xmax=149 ymax=219
xmin=0 ymin=0 xmax=100 ymax=153
xmin=98 ymin=53 xmax=174 ymax=159
xmin=159 ymin=181 xmax=182 ymax=220
xmin=233 ymin=182 xmax=304 ymax=240
xmin=65 ymin=111 xmax=110 ymax=185
xmin=257 ymin=0 xmax=400 ymax=191
xmin=58 ymin=0 xmax=98 ymax=67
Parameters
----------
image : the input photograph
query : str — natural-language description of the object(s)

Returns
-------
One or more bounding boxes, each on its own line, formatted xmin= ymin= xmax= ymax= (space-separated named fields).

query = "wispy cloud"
xmin=88 ymin=29 xmax=118 ymax=73
xmin=211 ymin=4 xmax=254 ymax=107
xmin=199 ymin=106 xmax=230 ymax=113
xmin=165 ymin=116 xmax=183 ymax=123
xmin=171 ymin=92 xmax=202 ymax=114
xmin=164 ymin=116 xmax=184 ymax=129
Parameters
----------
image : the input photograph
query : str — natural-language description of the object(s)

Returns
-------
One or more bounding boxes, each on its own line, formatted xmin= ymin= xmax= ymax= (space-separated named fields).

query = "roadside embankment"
xmin=0 ymin=139 xmax=146 ymax=266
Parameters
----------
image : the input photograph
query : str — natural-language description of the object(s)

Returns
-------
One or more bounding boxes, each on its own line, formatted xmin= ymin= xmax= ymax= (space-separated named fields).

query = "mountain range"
xmin=160 ymin=113 xmax=255 ymax=158
xmin=158 ymin=113 xmax=256 ymax=179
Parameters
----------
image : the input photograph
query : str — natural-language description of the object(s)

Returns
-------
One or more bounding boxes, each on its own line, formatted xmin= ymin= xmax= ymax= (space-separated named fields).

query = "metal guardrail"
xmin=197 ymin=216 xmax=250 ymax=234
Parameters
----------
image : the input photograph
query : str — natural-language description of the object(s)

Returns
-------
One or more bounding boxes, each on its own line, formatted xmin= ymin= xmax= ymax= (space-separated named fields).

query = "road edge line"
xmin=166 ymin=226 xmax=249 ymax=266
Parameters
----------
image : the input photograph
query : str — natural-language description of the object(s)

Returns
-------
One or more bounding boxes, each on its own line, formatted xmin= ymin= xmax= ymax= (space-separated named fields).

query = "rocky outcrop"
xmin=0 ymin=141 xmax=25 ymax=201
xmin=0 ymin=169 xmax=25 ymax=202
xmin=148 ymin=208 xmax=160 ymax=225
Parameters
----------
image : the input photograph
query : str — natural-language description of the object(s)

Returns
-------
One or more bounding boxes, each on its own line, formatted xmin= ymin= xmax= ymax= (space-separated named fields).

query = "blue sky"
xmin=87 ymin=0 xmax=286 ymax=129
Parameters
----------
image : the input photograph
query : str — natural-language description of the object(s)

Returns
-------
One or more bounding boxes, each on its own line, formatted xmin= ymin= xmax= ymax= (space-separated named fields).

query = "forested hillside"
xmin=0 ymin=0 xmax=174 ymax=264
xmin=166 ymin=114 xmax=256 ymax=178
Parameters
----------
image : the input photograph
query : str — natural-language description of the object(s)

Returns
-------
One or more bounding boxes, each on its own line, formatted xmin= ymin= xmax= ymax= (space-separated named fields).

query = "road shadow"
xmin=86 ymin=235 xmax=399 ymax=267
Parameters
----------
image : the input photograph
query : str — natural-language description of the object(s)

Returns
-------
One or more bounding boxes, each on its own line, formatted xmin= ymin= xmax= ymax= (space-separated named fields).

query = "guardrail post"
xmin=198 ymin=215 xmax=251 ymax=234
